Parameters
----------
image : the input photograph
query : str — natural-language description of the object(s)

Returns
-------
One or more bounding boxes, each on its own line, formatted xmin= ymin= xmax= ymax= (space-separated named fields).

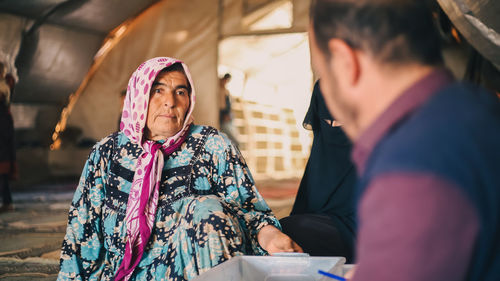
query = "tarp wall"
xmin=0 ymin=13 xmax=22 ymax=78
xmin=65 ymin=0 xmax=312 ymax=143
xmin=67 ymin=0 xmax=219 ymax=141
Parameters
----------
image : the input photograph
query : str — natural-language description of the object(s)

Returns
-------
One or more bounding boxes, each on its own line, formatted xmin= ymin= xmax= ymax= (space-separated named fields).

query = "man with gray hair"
xmin=309 ymin=0 xmax=500 ymax=280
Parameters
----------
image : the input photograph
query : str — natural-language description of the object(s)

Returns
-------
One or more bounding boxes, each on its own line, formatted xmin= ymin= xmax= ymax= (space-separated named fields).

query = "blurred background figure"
xmin=0 ymin=61 xmax=16 ymax=212
xmin=280 ymin=80 xmax=356 ymax=262
xmin=219 ymin=73 xmax=239 ymax=146
xmin=0 ymin=62 xmax=10 ymax=104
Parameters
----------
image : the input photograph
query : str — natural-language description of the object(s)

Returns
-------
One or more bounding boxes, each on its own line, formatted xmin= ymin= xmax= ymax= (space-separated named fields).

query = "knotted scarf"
xmin=115 ymin=57 xmax=196 ymax=280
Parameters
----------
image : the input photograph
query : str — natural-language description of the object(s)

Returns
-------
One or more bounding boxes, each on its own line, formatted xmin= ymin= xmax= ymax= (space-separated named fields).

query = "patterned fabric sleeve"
xmin=58 ymin=142 xmax=108 ymax=280
xmin=210 ymin=133 xmax=281 ymax=255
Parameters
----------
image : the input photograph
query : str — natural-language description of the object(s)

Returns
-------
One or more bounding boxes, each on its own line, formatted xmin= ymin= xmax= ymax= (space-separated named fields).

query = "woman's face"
xmin=145 ymin=70 xmax=191 ymax=141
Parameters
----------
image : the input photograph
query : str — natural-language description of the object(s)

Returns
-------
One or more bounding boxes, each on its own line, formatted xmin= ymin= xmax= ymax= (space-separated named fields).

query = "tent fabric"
xmin=437 ymin=0 xmax=500 ymax=71
xmin=0 ymin=0 xmax=159 ymax=104
xmin=0 ymin=13 xmax=24 ymax=81
xmin=67 ymin=0 xmax=312 ymax=143
xmin=67 ymin=0 xmax=219 ymax=141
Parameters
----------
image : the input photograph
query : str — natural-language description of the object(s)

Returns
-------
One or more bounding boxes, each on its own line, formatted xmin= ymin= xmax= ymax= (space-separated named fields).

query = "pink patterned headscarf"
xmin=115 ymin=57 xmax=196 ymax=280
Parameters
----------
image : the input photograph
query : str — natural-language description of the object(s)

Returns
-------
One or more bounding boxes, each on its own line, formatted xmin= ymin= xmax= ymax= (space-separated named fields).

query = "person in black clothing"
xmin=0 ymin=62 xmax=15 ymax=212
xmin=280 ymin=80 xmax=356 ymax=262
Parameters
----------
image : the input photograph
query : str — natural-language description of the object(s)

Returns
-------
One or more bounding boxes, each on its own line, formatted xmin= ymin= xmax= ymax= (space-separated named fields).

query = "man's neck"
xmin=351 ymin=64 xmax=437 ymax=141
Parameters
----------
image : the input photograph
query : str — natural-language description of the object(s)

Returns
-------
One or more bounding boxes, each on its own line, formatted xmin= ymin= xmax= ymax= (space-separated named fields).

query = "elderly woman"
xmin=58 ymin=57 xmax=301 ymax=281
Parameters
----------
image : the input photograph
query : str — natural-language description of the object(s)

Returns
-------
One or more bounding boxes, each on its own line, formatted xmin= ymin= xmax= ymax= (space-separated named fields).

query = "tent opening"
xmin=218 ymin=32 xmax=313 ymax=181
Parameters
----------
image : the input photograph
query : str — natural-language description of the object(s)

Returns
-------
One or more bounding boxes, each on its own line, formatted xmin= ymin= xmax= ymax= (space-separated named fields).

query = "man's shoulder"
xmin=369 ymin=83 xmax=500 ymax=183
xmin=431 ymin=82 xmax=500 ymax=116
xmin=384 ymin=82 xmax=500 ymax=150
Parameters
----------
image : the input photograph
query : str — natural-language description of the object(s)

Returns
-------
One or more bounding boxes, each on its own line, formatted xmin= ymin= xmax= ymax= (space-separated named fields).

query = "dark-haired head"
xmin=310 ymin=0 xmax=443 ymax=66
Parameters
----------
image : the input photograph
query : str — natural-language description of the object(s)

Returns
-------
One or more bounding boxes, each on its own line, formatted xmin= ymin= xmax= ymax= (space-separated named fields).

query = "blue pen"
xmin=318 ymin=270 xmax=346 ymax=281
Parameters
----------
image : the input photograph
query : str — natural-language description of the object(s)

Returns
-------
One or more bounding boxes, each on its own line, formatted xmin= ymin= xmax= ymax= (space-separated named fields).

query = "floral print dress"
xmin=58 ymin=125 xmax=280 ymax=280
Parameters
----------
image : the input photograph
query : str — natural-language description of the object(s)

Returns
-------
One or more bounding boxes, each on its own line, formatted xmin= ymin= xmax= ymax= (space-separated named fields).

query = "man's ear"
xmin=327 ymin=39 xmax=361 ymax=87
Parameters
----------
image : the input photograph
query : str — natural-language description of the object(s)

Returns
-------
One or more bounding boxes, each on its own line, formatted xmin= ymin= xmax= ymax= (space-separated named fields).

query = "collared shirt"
xmin=350 ymin=69 xmax=479 ymax=281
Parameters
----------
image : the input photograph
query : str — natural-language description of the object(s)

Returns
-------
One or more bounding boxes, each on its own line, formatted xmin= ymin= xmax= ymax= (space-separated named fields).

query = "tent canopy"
xmin=0 ymin=0 xmax=158 ymax=104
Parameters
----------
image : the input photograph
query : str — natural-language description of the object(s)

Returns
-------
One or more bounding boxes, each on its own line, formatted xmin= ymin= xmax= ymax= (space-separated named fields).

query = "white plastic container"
xmin=192 ymin=255 xmax=346 ymax=281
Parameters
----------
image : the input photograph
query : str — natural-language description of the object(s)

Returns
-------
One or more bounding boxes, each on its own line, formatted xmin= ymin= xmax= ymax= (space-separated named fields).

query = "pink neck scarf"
xmin=115 ymin=57 xmax=196 ymax=280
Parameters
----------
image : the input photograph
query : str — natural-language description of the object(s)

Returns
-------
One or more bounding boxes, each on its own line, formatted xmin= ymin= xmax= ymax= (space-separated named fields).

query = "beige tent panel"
xmin=67 ymin=0 xmax=219 ymax=142
xmin=0 ymin=13 xmax=23 ymax=76
xmin=50 ymin=0 xmax=314 ymax=180
xmin=57 ymin=0 xmax=312 ymax=145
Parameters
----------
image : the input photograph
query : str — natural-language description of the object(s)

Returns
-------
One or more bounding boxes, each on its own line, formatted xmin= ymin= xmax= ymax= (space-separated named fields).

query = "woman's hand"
xmin=257 ymin=225 xmax=303 ymax=254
